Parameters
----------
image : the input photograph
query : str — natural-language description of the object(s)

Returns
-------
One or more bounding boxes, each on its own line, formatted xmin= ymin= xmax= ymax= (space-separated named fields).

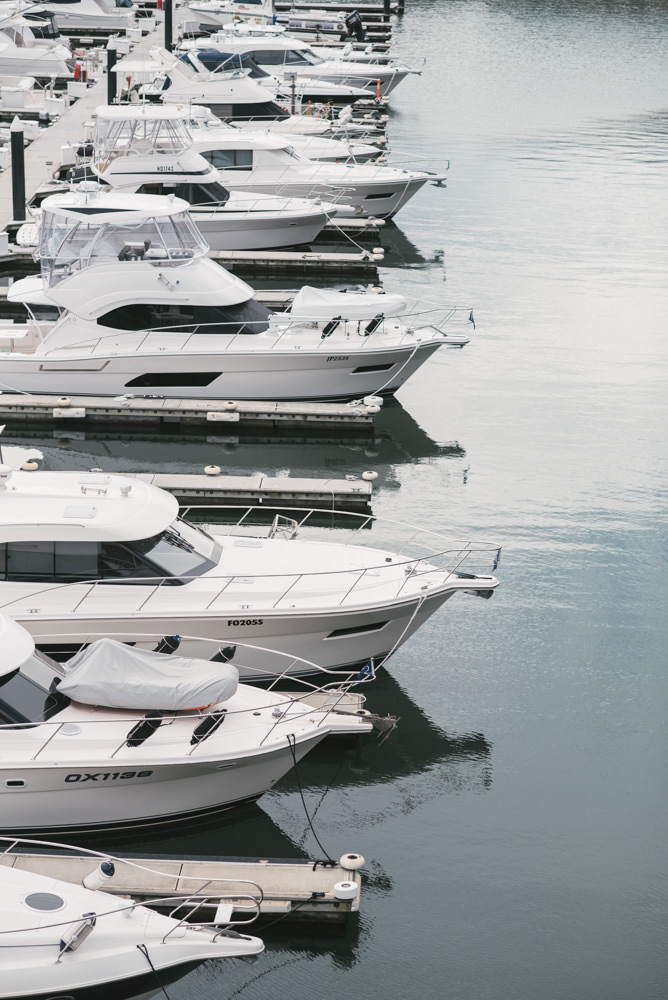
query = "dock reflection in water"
xmin=0 ymin=398 xmax=466 ymax=491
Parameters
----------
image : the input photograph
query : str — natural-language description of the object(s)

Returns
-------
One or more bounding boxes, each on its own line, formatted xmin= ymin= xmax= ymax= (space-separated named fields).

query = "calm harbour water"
xmin=7 ymin=2 xmax=668 ymax=997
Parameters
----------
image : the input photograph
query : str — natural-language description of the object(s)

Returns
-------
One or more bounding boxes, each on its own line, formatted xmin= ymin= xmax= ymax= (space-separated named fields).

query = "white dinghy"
xmin=0 ymin=845 xmax=264 ymax=999
xmin=0 ymin=190 xmax=471 ymax=401
xmin=0 ymin=468 xmax=500 ymax=677
xmin=0 ymin=614 xmax=391 ymax=832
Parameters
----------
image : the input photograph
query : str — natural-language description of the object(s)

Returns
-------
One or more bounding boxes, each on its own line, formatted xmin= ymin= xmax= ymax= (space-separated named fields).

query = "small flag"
xmin=356 ymin=659 xmax=376 ymax=681
xmin=468 ymin=310 xmax=476 ymax=330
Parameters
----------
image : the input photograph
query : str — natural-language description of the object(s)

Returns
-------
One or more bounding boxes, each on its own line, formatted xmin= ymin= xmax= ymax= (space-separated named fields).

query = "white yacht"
xmin=185 ymin=103 xmax=384 ymax=163
xmin=0 ymin=468 xmax=501 ymax=678
xmin=176 ymin=39 xmax=385 ymax=105
xmin=84 ymin=104 xmax=336 ymax=250
xmin=118 ymin=46 xmax=365 ymax=118
xmin=0 ymin=614 xmax=381 ymax=831
xmin=27 ymin=0 xmax=137 ymax=33
xmin=0 ymin=850 xmax=264 ymax=998
xmin=188 ymin=127 xmax=442 ymax=219
xmin=0 ymin=11 xmax=72 ymax=78
xmin=1 ymin=190 xmax=470 ymax=401
xmin=182 ymin=27 xmax=419 ymax=99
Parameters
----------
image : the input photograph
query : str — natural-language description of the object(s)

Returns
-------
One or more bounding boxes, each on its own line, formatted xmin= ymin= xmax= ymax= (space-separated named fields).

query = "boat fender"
xmin=21 ymin=460 xmax=39 ymax=472
xmin=223 ymin=400 xmax=238 ymax=410
xmin=321 ymin=315 xmax=342 ymax=339
xmin=190 ymin=708 xmax=227 ymax=746
xmin=126 ymin=711 xmax=163 ymax=748
xmin=362 ymin=394 xmax=383 ymax=407
xmin=153 ymin=635 xmax=180 ymax=654
xmin=334 ymin=881 xmax=359 ymax=901
xmin=81 ymin=861 xmax=115 ymax=891
xmin=361 ymin=470 xmax=378 ymax=481
xmin=59 ymin=913 xmax=96 ymax=955
xmin=339 ymin=853 xmax=365 ymax=871
xmin=57 ymin=396 xmax=72 ymax=407
xmin=204 ymin=464 xmax=221 ymax=476
xmin=363 ymin=313 xmax=384 ymax=336
xmin=211 ymin=645 xmax=236 ymax=663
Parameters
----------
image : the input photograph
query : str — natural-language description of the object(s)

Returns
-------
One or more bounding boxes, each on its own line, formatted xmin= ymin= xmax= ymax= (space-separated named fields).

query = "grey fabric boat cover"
xmin=58 ymin=638 xmax=239 ymax=710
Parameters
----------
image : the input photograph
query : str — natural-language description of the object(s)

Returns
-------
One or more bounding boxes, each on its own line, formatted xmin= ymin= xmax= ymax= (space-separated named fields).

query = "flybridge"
xmin=0 ymin=470 xmax=177 ymax=543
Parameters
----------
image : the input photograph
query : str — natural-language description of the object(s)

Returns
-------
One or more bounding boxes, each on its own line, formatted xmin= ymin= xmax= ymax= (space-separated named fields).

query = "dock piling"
xmin=106 ymin=45 xmax=118 ymax=105
xmin=10 ymin=118 xmax=26 ymax=224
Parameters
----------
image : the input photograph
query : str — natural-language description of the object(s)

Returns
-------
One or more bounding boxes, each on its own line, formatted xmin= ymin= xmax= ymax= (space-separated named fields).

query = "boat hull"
xmin=9 ymin=588 xmax=458 ymax=680
xmin=4 ymin=962 xmax=203 ymax=1000
xmin=0 ymin=340 xmax=443 ymax=401
xmin=191 ymin=209 xmax=328 ymax=249
xmin=0 ymin=734 xmax=325 ymax=833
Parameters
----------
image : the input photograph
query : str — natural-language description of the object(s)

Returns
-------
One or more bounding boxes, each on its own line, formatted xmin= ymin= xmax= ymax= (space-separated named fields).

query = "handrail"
xmin=38 ymin=304 xmax=471 ymax=358
xmin=0 ymin=503 xmax=500 ymax=617
xmin=0 ymin=629 xmax=372 ymax=762
xmin=0 ymin=893 xmax=262 ymax=941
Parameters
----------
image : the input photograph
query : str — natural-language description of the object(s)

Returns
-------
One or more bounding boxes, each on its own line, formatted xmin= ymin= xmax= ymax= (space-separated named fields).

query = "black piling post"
xmin=397 ymin=0 xmax=405 ymax=14
xmin=383 ymin=0 xmax=391 ymax=21
xmin=10 ymin=117 xmax=26 ymax=223
xmin=164 ymin=0 xmax=173 ymax=53
xmin=106 ymin=44 xmax=117 ymax=105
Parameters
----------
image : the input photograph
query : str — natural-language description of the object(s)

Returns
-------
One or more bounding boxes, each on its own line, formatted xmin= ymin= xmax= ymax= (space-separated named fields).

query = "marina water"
xmin=7 ymin=1 xmax=667 ymax=997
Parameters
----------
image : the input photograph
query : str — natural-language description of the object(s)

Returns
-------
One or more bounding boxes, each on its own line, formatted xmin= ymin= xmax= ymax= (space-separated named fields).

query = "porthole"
xmin=24 ymin=892 xmax=65 ymax=912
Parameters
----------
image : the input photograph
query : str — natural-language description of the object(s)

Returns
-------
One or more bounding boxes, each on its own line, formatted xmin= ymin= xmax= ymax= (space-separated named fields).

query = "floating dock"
xmin=0 ymin=850 xmax=365 ymax=926
xmin=0 ymin=394 xmax=377 ymax=433
xmin=125 ymin=472 xmax=373 ymax=511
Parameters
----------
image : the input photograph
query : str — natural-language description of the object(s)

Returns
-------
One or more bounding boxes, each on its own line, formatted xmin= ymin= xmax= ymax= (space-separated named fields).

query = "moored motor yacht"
xmin=182 ymin=27 xmax=419 ymax=99
xmin=0 ymin=846 xmax=264 ymax=998
xmin=79 ymin=104 xmax=338 ymax=250
xmin=0 ymin=10 xmax=72 ymax=78
xmin=0 ymin=468 xmax=501 ymax=677
xmin=1 ymin=190 xmax=471 ymax=400
xmin=25 ymin=0 xmax=137 ymax=34
xmin=0 ymin=614 xmax=387 ymax=831
xmin=188 ymin=125 xmax=442 ymax=217
xmin=184 ymin=101 xmax=385 ymax=162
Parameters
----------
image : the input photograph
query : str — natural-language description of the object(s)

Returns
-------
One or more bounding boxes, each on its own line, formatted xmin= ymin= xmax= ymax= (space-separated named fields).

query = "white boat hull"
xmin=214 ymin=174 xmax=430 ymax=219
xmin=0 ymin=340 xmax=443 ymax=401
xmin=0 ymin=734 xmax=324 ymax=832
xmin=191 ymin=206 xmax=328 ymax=249
xmin=8 ymin=587 xmax=457 ymax=681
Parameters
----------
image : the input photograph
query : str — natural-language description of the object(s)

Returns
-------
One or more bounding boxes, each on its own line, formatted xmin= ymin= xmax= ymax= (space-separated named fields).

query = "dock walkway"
xmin=0 ymin=850 xmax=365 ymax=925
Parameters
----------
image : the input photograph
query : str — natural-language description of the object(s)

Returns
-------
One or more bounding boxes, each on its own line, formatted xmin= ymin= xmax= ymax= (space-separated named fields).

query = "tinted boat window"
xmin=97 ymin=299 xmax=271 ymax=335
xmin=0 ymin=654 xmax=68 ymax=725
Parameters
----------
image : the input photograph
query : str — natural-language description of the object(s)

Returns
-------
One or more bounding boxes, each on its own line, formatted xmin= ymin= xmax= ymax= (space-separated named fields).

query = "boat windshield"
xmin=116 ymin=518 xmax=221 ymax=580
xmin=0 ymin=519 xmax=221 ymax=585
xmin=0 ymin=652 xmax=68 ymax=726
xmin=94 ymin=113 xmax=193 ymax=172
xmin=40 ymin=208 xmax=208 ymax=287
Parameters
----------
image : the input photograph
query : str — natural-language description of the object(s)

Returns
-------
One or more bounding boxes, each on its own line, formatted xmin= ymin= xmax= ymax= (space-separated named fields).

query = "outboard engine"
xmin=345 ymin=11 xmax=366 ymax=42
